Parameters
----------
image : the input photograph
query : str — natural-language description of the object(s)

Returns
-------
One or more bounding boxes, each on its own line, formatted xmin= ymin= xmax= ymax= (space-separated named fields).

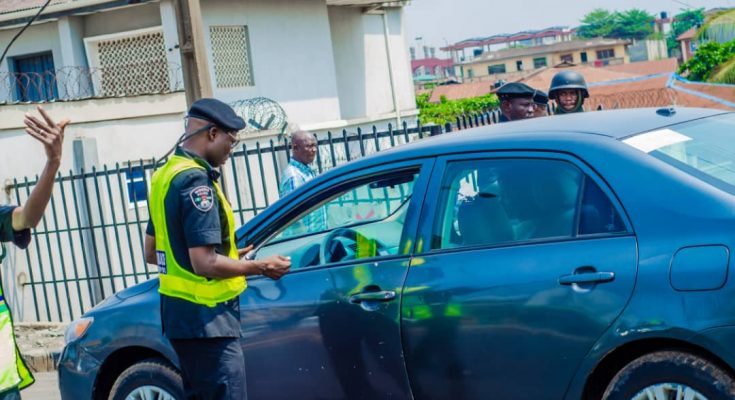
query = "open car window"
xmin=256 ymin=172 xmax=418 ymax=270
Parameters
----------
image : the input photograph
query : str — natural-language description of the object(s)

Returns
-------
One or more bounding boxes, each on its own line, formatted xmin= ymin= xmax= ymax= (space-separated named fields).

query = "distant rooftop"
xmin=462 ymin=38 xmax=629 ymax=65
xmin=442 ymin=26 xmax=575 ymax=52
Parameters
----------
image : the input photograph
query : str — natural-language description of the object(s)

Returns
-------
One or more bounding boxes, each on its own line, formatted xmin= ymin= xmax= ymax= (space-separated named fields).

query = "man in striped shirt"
xmin=279 ymin=131 xmax=327 ymax=235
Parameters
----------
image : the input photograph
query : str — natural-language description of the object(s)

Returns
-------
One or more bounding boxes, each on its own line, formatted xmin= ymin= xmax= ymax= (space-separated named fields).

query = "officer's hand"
xmin=24 ymin=105 xmax=69 ymax=164
xmin=261 ymin=255 xmax=291 ymax=280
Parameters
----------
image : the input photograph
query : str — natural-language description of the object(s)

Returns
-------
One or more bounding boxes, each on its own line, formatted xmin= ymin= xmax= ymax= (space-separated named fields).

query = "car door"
xmin=402 ymin=152 xmax=638 ymax=400
xmin=238 ymin=159 xmax=433 ymax=400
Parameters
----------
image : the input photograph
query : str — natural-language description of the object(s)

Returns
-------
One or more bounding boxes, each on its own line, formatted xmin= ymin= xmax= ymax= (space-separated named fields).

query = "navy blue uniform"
xmin=147 ymin=148 xmax=246 ymax=400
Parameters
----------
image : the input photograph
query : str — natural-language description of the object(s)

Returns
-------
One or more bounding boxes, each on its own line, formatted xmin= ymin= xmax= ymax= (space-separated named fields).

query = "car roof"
xmin=372 ymin=107 xmax=729 ymax=160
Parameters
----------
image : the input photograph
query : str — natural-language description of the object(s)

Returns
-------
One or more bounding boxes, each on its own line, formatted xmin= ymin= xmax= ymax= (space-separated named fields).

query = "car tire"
xmin=108 ymin=358 xmax=184 ymax=400
xmin=602 ymin=351 xmax=735 ymax=400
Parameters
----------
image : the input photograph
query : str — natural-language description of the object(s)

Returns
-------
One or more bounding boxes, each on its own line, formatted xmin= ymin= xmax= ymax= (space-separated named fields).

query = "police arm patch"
xmin=190 ymin=186 xmax=215 ymax=212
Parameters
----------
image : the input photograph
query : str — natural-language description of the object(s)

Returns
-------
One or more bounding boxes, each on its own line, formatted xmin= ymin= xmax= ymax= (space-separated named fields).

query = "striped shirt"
xmin=279 ymin=159 xmax=327 ymax=234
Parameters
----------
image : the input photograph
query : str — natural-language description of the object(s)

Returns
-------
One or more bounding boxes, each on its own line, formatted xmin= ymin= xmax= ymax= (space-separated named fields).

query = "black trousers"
xmin=170 ymin=337 xmax=247 ymax=400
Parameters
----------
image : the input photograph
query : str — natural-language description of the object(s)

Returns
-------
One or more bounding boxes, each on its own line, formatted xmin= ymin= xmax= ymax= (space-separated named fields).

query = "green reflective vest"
xmin=0 ymin=284 xmax=34 ymax=393
xmin=150 ymin=154 xmax=246 ymax=307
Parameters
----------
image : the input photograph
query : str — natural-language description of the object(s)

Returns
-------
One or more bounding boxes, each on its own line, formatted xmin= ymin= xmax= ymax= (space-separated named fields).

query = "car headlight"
xmin=64 ymin=317 xmax=94 ymax=344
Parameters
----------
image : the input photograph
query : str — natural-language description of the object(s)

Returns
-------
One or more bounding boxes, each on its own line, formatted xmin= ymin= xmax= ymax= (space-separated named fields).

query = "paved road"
xmin=23 ymin=372 xmax=61 ymax=400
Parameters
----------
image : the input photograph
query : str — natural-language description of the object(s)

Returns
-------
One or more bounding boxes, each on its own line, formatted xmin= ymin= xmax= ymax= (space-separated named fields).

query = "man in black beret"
xmin=496 ymin=82 xmax=538 ymax=122
xmin=533 ymin=89 xmax=549 ymax=117
xmin=144 ymin=98 xmax=291 ymax=400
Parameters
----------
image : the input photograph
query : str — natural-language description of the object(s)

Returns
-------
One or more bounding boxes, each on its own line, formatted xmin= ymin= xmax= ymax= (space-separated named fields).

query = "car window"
xmin=431 ymin=158 xmax=625 ymax=251
xmin=257 ymin=172 xmax=417 ymax=270
xmin=623 ymin=114 xmax=735 ymax=195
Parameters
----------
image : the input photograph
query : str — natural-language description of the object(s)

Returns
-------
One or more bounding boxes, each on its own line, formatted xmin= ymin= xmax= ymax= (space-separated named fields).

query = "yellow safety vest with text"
xmin=0 ymin=284 xmax=34 ymax=393
xmin=150 ymin=155 xmax=246 ymax=307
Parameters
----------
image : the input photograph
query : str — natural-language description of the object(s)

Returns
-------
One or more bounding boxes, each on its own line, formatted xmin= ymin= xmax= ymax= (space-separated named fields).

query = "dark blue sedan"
xmin=59 ymin=108 xmax=735 ymax=400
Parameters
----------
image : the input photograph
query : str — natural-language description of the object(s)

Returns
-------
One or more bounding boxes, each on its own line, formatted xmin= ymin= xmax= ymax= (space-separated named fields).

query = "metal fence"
xmin=0 ymin=64 xmax=184 ymax=104
xmin=7 ymin=115 xmax=496 ymax=322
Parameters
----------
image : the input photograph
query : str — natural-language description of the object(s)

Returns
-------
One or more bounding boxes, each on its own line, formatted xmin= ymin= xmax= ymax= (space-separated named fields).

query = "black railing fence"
xmin=6 ymin=112 xmax=503 ymax=322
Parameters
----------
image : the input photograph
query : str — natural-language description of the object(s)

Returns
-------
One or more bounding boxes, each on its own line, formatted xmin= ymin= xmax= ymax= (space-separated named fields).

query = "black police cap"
xmin=496 ymin=82 xmax=537 ymax=100
xmin=533 ymin=89 xmax=549 ymax=105
xmin=187 ymin=98 xmax=246 ymax=131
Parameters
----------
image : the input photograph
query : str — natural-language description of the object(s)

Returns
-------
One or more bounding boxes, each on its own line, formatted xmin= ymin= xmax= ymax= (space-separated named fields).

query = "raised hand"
xmin=24 ymin=105 xmax=70 ymax=164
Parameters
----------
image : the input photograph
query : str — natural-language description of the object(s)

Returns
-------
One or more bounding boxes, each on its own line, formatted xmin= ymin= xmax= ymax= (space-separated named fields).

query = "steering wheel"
xmin=319 ymin=228 xmax=386 ymax=264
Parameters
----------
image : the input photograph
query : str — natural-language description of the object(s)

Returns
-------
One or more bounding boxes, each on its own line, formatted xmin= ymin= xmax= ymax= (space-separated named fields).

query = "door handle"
xmin=559 ymin=272 xmax=615 ymax=285
xmin=349 ymin=290 xmax=396 ymax=304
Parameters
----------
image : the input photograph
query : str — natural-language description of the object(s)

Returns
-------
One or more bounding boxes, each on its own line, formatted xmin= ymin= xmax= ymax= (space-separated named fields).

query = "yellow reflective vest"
xmin=150 ymin=154 xmax=246 ymax=307
xmin=0 ymin=285 xmax=33 ymax=393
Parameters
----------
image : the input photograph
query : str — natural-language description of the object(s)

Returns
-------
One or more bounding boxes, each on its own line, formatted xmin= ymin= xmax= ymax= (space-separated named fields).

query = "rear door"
xmin=402 ymin=152 xmax=638 ymax=399
xmin=239 ymin=159 xmax=433 ymax=400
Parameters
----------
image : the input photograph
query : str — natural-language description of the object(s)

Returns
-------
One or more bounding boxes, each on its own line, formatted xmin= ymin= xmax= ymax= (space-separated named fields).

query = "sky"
xmin=404 ymin=0 xmax=732 ymax=54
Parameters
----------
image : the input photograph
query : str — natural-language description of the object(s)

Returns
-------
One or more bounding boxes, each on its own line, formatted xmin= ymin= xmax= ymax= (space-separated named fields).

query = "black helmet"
xmin=549 ymin=70 xmax=589 ymax=99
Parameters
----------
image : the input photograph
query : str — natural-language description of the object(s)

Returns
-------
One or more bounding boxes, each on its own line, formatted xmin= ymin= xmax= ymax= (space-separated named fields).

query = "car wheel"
xmin=602 ymin=351 xmax=735 ymax=400
xmin=108 ymin=358 xmax=184 ymax=400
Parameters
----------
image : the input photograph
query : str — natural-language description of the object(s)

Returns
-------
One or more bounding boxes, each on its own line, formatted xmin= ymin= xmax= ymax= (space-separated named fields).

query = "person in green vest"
xmin=144 ymin=98 xmax=291 ymax=400
xmin=1 ymin=106 xmax=69 ymax=400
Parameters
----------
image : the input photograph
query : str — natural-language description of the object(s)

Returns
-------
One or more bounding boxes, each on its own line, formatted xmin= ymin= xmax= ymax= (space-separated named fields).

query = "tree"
xmin=578 ymin=8 xmax=655 ymax=41
xmin=667 ymin=8 xmax=705 ymax=56
xmin=678 ymin=40 xmax=735 ymax=82
xmin=578 ymin=9 xmax=615 ymax=39
xmin=614 ymin=9 xmax=655 ymax=41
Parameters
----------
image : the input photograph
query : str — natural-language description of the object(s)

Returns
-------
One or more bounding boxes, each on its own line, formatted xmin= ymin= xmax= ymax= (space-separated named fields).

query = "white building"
xmin=0 ymin=0 xmax=418 ymax=322
xmin=0 ymin=0 xmax=417 ymax=184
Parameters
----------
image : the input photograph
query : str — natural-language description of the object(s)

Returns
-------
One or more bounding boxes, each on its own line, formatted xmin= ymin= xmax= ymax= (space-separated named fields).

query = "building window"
xmin=210 ymin=25 xmax=255 ymax=88
xmin=11 ymin=52 xmax=57 ymax=102
xmin=560 ymin=54 xmax=574 ymax=63
xmin=488 ymin=64 xmax=506 ymax=74
xmin=533 ymin=57 xmax=547 ymax=69
xmin=580 ymin=52 xmax=588 ymax=63
xmin=467 ymin=68 xmax=474 ymax=78
xmin=85 ymin=27 xmax=169 ymax=97
xmin=597 ymin=48 xmax=615 ymax=60
xmin=516 ymin=60 xmax=524 ymax=71
xmin=473 ymin=48 xmax=483 ymax=57
xmin=125 ymin=165 xmax=149 ymax=208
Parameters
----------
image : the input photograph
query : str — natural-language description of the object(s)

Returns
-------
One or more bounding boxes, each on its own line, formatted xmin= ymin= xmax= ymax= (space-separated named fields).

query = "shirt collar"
xmin=289 ymin=158 xmax=313 ymax=175
xmin=176 ymin=147 xmax=221 ymax=180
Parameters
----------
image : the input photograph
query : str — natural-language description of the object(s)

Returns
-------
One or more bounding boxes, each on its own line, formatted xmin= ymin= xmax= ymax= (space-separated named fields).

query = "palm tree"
xmin=695 ymin=9 xmax=735 ymax=84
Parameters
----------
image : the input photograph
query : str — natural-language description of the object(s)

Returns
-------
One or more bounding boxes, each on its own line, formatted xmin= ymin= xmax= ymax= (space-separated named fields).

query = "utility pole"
xmin=173 ymin=0 xmax=213 ymax=107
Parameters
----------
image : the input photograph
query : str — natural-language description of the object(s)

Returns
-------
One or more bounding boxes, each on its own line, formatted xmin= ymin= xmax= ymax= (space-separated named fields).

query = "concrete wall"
xmin=83 ymin=2 xmax=162 ymax=37
xmin=201 ymin=0 xmax=342 ymax=126
xmin=328 ymin=6 xmax=416 ymax=121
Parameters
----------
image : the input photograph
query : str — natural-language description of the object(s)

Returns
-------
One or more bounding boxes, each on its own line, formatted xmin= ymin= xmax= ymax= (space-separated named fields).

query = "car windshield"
xmin=623 ymin=113 xmax=735 ymax=195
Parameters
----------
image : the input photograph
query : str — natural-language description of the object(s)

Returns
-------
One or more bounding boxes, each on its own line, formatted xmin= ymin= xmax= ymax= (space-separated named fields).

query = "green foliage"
xmin=678 ymin=40 xmax=735 ymax=81
xmin=710 ymin=57 xmax=735 ymax=84
xmin=578 ymin=9 xmax=615 ymax=38
xmin=416 ymin=92 xmax=499 ymax=125
xmin=667 ymin=8 xmax=705 ymax=56
xmin=578 ymin=8 xmax=655 ymax=41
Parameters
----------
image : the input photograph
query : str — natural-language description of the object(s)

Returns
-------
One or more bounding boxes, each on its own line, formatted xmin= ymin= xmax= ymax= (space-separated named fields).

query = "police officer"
xmin=144 ymin=98 xmax=291 ymax=400
xmin=533 ymin=89 xmax=550 ymax=118
xmin=496 ymin=82 xmax=538 ymax=122
xmin=548 ymin=70 xmax=589 ymax=114
xmin=1 ymin=106 xmax=68 ymax=400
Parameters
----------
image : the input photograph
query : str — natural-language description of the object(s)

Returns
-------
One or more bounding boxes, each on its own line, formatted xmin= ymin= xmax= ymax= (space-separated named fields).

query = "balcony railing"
xmin=0 ymin=63 xmax=184 ymax=105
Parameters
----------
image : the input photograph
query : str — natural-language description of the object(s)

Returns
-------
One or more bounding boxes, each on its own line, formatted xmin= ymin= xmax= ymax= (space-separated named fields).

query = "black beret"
xmin=496 ymin=82 xmax=537 ymax=100
xmin=533 ymin=89 xmax=549 ymax=105
xmin=187 ymin=98 xmax=246 ymax=131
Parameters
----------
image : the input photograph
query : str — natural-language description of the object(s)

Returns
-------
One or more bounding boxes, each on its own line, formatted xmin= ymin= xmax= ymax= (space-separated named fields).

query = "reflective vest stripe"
xmin=150 ymin=155 xmax=246 ymax=307
xmin=0 ymin=287 xmax=33 ymax=392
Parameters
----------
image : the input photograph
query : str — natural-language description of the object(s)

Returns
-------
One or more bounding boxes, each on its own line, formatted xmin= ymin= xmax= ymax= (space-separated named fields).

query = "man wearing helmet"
xmin=548 ymin=70 xmax=589 ymax=114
